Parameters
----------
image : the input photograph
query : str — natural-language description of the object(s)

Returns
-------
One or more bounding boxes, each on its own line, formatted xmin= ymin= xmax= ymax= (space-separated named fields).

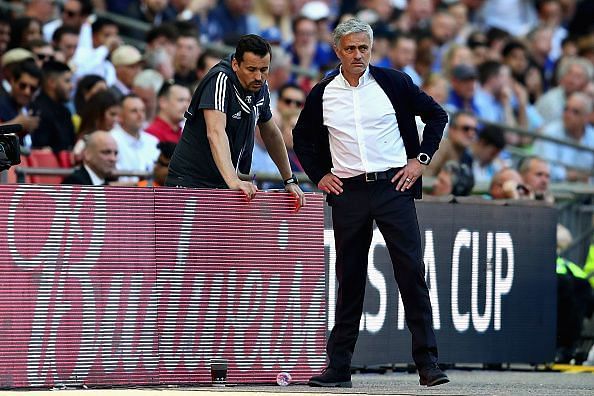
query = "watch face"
xmin=418 ymin=153 xmax=430 ymax=164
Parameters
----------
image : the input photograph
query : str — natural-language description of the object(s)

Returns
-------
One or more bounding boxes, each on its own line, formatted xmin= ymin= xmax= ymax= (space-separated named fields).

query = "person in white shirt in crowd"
xmin=132 ymin=69 xmax=164 ymax=126
xmin=110 ymin=45 xmax=143 ymax=100
xmin=51 ymin=25 xmax=80 ymax=64
xmin=535 ymin=91 xmax=594 ymax=182
xmin=110 ymin=94 xmax=160 ymax=182
xmin=71 ymin=17 xmax=120 ymax=86
xmin=535 ymin=56 xmax=593 ymax=124
xmin=43 ymin=0 xmax=93 ymax=53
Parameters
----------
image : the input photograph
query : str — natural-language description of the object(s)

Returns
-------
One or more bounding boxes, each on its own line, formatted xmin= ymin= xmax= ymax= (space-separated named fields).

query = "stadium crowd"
xmin=0 ymin=0 xmax=594 ymax=363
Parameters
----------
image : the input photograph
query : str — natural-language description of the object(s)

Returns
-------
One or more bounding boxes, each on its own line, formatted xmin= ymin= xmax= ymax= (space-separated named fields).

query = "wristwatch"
xmin=283 ymin=174 xmax=299 ymax=186
xmin=416 ymin=153 xmax=431 ymax=165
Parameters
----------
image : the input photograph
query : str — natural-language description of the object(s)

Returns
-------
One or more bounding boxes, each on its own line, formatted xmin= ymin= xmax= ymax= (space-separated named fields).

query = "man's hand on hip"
xmin=229 ymin=179 xmax=258 ymax=201
xmin=285 ymin=183 xmax=306 ymax=211
xmin=318 ymin=173 xmax=343 ymax=195
xmin=392 ymin=159 xmax=425 ymax=191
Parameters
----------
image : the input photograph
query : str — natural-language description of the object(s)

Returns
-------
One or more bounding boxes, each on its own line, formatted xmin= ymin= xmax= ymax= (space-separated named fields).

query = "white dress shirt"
xmin=84 ymin=164 xmax=105 ymax=185
xmin=322 ymin=67 xmax=407 ymax=178
xmin=111 ymin=124 xmax=160 ymax=181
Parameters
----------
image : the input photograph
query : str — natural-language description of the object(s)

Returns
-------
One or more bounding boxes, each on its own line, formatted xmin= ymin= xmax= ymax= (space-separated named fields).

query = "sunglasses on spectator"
xmin=17 ymin=82 xmax=38 ymax=91
xmin=281 ymin=97 xmax=304 ymax=107
xmin=63 ymin=9 xmax=80 ymax=18
xmin=35 ymin=53 xmax=54 ymax=62
xmin=564 ymin=106 xmax=583 ymax=115
xmin=454 ymin=124 xmax=477 ymax=133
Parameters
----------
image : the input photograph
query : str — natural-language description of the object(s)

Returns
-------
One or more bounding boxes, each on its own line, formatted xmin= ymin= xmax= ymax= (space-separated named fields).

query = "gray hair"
xmin=270 ymin=46 xmax=291 ymax=73
xmin=567 ymin=91 xmax=593 ymax=114
xmin=133 ymin=69 xmax=164 ymax=93
xmin=557 ymin=56 xmax=594 ymax=82
xmin=332 ymin=18 xmax=373 ymax=47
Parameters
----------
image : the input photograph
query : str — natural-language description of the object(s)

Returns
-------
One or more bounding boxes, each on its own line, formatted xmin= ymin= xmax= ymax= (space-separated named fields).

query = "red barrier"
xmin=0 ymin=185 xmax=326 ymax=388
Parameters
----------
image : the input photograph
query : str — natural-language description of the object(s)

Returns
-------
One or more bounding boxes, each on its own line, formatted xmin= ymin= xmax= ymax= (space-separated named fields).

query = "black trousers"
xmin=326 ymin=178 xmax=438 ymax=370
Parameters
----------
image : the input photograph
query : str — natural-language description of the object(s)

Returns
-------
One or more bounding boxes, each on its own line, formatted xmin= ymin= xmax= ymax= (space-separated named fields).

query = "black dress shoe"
xmin=308 ymin=367 xmax=352 ymax=388
xmin=418 ymin=363 xmax=449 ymax=387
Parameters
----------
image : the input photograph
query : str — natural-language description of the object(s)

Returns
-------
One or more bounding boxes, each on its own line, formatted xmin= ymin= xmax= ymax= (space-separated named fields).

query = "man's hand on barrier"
xmin=230 ymin=179 xmax=258 ymax=201
xmin=285 ymin=183 xmax=306 ymax=211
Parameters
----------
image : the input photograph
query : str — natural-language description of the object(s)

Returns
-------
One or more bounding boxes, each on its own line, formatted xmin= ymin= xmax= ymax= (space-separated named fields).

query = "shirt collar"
xmin=338 ymin=65 xmax=371 ymax=87
xmin=84 ymin=164 xmax=105 ymax=185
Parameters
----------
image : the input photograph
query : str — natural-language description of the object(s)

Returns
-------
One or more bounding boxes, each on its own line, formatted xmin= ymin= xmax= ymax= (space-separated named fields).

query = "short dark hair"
xmin=477 ymin=60 xmax=503 ymax=85
xmin=478 ymin=125 xmax=506 ymax=150
xmin=41 ymin=60 xmax=71 ymax=81
xmin=157 ymin=79 xmax=187 ymax=98
xmin=196 ymin=49 xmax=220 ymax=71
xmin=450 ymin=110 xmax=476 ymax=126
xmin=146 ymin=23 xmax=179 ymax=44
xmin=74 ymin=74 xmax=105 ymax=113
xmin=92 ymin=17 xmax=117 ymax=35
xmin=121 ymin=93 xmax=141 ymax=104
xmin=52 ymin=25 xmax=79 ymax=44
xmin=234 ymin=34 xmax=271 ymax=64
xmin=75 ymin=0 xmax=95 ymax=16
xmin=502 ymin=40 xmax=527 ymax=58
xmin=12 ymin=59 xmax=42 ymax=82
xmin=278 ymin=82 xmax=304 ymax=99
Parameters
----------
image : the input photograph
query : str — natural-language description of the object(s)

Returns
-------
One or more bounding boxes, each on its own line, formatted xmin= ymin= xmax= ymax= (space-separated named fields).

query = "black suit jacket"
xmin=293 ymin=66 xmax=448 ymax=198
xmin=62 ymin=167 xmax=94 ymax=185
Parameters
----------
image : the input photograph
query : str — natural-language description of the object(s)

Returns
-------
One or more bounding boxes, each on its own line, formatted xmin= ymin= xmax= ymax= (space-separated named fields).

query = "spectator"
xmin=489 ymin=167 xmax=533 ymax=200
xmin=535 ymin=57 xmax=593 ymax=124
xmin=145 ymin=23 xmax=179 ymax=58
xmin=253 ymin=0 xmax=293 ymax=44
xmin=426 ymin=111 xmax=477 ymax=177
xmin=442 ymin=44 xmax=474 ymax=79
xmin=111 ymin=95 xmax=160 ymax=181
xmin=0 ymin=48 xmax=35 ymax=96
xmin=536 ymin=0 xmax=567 ymax=62
xmin=78 ymin=89 xmax=121 ymax=137
xmin=526 ymin=25 xmax=555 ymax=87
xmin=24 ymin=0 xmax=58 ymax=24
xmin=0 ymin=60 xmax=42 ymax=147
xmin=144 ymin=47 xmax=175 ymax=81
xmin=430 ymin=160 xmax=475 ymax=197
xmin=385 ymin=33 xmax=422 ymax=86
xmin=31 ymin=60 xmax=75 ymax=153
xmin=145 ymin=81 xmax=191 ymax=143
xmin=466 ymin=30 xmax=489 ymax=65
xmin=43 ymin=0 xmax=93 ymax=53
xmin=62 ymin=130 xmax=118 ymax=185
xmin=25 ymin=39 xmax=58 ymax=67
xmin=475 ymin=60 xmax=529 ymax=131
xmin=0 ymin=16 xmax=10 ymax=60
xmin=52 ymin=26 xmax=80 ymax=64
xmin=110 ymin=45 xmax=144 ymax=100
xmin=265 ymin=46 xmax=291 ymax=109
xmin=502 ymin=40 xmax=543 ymax=104
xmin=395 ymin=0 xmax=434 ymax=32
xmin=445 ymin=63 xmax=479 ymax=114
xmin=8 ymin=17 xmax=42 ymax=50
xmin=71 ymin=17 xmax=120 ymax=85
xmin=132 ymin=69 xmax=164 ymax=125
xmin=469 ymin=124 xmax=507 ymax=185
xmin=535 ymin=92 xmax=594 ymax=182
xmin=138 ymin=141 xmax=177 ymax=187
xmin=73 ymin=74 xmax=107 ymax=128
xmin=421 ymin=73 xmax=449 ymax=105
xmin=429 ymin=10 xmax=457 ymax=73
xmin=122 ymin=0 xmax=177 ymax=40
xmin=518 ymin=155 xmax=553 ymax=203
xmin=195 ymin=49 xmax=222 ymax=85
xmin=173 ymin=31 xmax=201 ymax=87
xmin=205 ymin=0 xmax=260 ymax=44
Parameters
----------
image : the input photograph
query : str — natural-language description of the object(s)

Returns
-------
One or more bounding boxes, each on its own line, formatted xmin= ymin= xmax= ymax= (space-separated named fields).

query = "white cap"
xmin=111 ymin=45 xmax=143 ymax=67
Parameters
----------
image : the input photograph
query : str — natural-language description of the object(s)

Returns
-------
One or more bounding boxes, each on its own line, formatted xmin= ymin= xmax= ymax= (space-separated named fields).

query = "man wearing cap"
xmin=1 ymin=48 xmax=35 ymax=95
xmin=110 ymin=44 xmax=143 ymax=100
xmin=445 ymin=63 xmax=480 ymax=114
xmin=166 ymin=34 xmax=305 ymax=209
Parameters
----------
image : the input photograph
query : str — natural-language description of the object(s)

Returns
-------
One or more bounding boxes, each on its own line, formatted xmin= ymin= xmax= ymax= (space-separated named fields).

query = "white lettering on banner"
xmin=495 ymin=233 xmax=514 ymax=331
xmin=7 ymin=186 xmax=105 ymax=385
xmin=472 ymin=232 xmax=493 ymax=333
xmin=451 ymin=229 xmax=515 ymax=333
xmin=161 ymin=199 xmax=197 ymax=372
xmin=362 ymin=229 xmax=387 ymax=333
xmin=424 ymin=230 xmax=441 ymax=330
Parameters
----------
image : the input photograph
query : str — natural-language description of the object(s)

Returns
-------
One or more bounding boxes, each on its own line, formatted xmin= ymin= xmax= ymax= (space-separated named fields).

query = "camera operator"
xmin=0 ymin=60 xmax=41 ymax=149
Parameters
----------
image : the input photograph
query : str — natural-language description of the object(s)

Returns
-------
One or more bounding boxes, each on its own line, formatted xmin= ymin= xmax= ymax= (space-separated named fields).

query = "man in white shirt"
xmin=111 ymin=95 xmax=160 ymax=181
xmin=294 ymin=18 xmax=449 ymax=388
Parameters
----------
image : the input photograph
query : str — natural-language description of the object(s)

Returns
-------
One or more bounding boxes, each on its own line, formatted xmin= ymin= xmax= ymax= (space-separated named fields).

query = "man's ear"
xmin=231 ymin=57 xmax=239 ymax=72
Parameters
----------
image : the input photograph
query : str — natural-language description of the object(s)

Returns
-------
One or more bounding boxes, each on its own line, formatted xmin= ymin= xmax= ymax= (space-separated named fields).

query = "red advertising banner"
xmin=0 ymin=185 xmax=326 ymax=388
